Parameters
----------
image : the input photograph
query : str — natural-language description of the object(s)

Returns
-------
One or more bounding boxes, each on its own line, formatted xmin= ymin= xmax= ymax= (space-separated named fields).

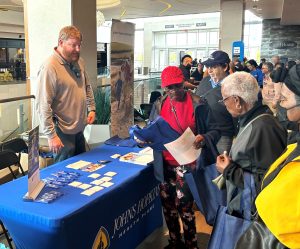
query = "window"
xmin=209 ymin=32 xmax=218 ymax=44
xmin=154 ymin=33 xmax=165 ymax=47
xmin=198 ymin=32 xmax=207 ymax=44
xmin=166 ymin=33 xmax=176 ymax=46
xmin=153 ymin=29 xmax=219 ymax=70
xmin=188 ymin=32 xmax=197 ymax=45
xmin=177 ymin=32 xmax=187 ymax=46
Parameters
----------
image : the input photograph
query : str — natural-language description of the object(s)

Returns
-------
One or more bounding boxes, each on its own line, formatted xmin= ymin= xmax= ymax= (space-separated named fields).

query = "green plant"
xmin=94 ymin=86 xmax=111 ymax=124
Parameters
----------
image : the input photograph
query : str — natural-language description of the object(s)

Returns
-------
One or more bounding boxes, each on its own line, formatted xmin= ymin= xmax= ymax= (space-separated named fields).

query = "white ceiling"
xmin=0 ymin=0 xmax=299 ymax=25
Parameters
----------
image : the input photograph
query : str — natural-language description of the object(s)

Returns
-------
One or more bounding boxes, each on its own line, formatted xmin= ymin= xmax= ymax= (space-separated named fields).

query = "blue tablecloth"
xmin=0 ymin=145 xmax=163 ymax=249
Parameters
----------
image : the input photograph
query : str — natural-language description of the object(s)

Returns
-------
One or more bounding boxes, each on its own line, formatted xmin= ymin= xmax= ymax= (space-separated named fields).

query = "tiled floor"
xmin=0 ymin=211 xmax=211 ymax=249
xmin=137 ymin=211 xmax=212 ymax=249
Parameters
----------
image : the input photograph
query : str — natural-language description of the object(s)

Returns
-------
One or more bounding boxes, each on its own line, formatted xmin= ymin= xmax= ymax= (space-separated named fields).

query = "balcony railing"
xmin=0 ymin=95 xmax=34 ymax=142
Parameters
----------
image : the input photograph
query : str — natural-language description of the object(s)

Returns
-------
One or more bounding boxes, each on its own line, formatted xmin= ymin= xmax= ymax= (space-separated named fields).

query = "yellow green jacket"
xmin=256 ymin=143 xmax=300 ymax=248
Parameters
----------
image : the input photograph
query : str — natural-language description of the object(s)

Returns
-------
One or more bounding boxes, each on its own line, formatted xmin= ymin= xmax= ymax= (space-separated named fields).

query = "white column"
xmin=220 ymin=0 xmax=244 ymax=57
xmin=23 ymin=0 xmax=97 ymax=126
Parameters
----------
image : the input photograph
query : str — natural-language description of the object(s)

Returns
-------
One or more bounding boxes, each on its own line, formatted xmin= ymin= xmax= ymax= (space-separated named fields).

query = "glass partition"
xmin=0 ymin=96 xmax=34 ymax=142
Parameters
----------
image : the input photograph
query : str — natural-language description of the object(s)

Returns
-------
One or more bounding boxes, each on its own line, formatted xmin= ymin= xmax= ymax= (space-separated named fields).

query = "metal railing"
xmin=0 ymin=95 xmax=34 ymax=142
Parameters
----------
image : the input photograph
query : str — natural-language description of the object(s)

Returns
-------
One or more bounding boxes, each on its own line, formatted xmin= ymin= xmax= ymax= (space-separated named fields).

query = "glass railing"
xmin=133 ymin=75 xmax=162 ymax=109
xmin=0 ymin=95 xmax=34 ymax=142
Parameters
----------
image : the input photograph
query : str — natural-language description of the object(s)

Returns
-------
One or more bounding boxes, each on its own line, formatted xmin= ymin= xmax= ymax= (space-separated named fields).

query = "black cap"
xmin=284 ymin=64 xmax=300 ymax=96
xmin=181 ymin=54 xmax=192 ymax=63
xmin=203 ymin=50 xmax=230 ymax=67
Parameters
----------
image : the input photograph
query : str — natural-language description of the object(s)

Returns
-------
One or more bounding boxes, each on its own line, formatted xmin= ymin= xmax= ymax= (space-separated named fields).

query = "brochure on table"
xmin=24 ymin=126 xmax=45 ymax=200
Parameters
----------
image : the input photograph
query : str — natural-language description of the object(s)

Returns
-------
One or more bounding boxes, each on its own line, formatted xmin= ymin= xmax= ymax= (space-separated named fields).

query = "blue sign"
xmin=232 ymin=41 xmax=244 ymax=62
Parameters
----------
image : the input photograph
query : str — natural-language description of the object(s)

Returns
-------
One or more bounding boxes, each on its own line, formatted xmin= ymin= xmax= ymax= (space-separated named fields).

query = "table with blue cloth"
xmin=0 ymin=145 xmax=163 ymax=249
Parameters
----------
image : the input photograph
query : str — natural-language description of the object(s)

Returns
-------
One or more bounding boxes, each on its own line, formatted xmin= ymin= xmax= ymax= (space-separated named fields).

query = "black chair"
xmin=1 ymin=138 xmax=28 ymax=176
xmin=0 ymin=150 xmax=21 ymax=180
xmin=149 ymin=91 xmax=162 ymax=104
xmin=0 ymin=150 xmax=19 ymax=249
xmin=140 ymin=103 xmax=153 ymax=120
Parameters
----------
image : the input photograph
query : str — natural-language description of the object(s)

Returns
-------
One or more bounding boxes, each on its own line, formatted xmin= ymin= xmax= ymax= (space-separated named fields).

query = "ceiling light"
xmin=97 ymin=0 xmax=121 ymax=9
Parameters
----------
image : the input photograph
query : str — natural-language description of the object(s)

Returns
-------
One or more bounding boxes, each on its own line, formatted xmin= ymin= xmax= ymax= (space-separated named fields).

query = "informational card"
xmin=164 ymin=127 xmax=201 ymax=165
xmin=82 ymin=163 xmax=105 ymax=172
xmin=78 ymin=183 xmax=91 ymax=190
xmin=67 ymin=160 xmax=91 ymax=170
xmin=101 ymin=182 xmax=114 ymax=188
xmin=119 ymin=152 xmax=153 ymax=166
xmin=91 ymin=179 xmax=104 ymax=185
xmin=81 ymin=186 xmax=103 ymax=196
xmin=88 ymin=173 xmax=101 ymax=179
xmin=104 ymin=171 xmax=117 ymax=177
xmin=99 ymin=176 xmax=112 ymax=182
xmin=68 ymin=181 xmax=82 ymax=187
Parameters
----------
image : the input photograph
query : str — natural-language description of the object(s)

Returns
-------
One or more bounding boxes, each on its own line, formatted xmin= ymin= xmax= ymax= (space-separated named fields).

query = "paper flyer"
xmin=164 ymin=127 xmax=201 ymax=165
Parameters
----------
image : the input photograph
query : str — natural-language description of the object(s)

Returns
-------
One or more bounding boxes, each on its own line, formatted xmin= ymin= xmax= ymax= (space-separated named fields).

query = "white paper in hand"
xmin=164 ymin=127 xmax=201 ymax=165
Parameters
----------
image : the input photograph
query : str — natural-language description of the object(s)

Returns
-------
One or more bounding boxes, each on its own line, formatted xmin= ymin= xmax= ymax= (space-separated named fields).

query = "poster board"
xmin=110 ymin=19 xmax=135 ymax=138
xmin=24 ymin=126 xmax=45 ymax=200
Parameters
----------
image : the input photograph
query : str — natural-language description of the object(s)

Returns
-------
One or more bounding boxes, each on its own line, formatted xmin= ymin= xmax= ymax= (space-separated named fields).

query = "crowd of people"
xmin=146 ymin=51 xmax=300 ymax=249
xmin=35 ymin=25 xmax=299 ymax=249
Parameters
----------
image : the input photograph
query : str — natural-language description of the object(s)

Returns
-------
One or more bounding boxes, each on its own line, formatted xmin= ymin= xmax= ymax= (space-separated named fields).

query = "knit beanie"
xmin=284 ymin=64 xmax=300 ymax=96
xmin=161 ymin=66 xmax=184 ymax=88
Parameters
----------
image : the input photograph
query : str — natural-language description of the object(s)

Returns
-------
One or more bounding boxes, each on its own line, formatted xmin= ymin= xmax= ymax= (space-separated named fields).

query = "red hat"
xmin=161 ymin=66 xmax=184 ymax=88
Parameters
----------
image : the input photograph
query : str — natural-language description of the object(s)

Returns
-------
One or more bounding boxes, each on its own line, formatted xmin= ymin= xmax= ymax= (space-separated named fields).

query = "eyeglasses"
xmin=218 ymin=95 xmax=234 ymax=104
xmin=165 ymin=83 xmax=184 ymax=91
xmin=65 ymin=42 xmax=82 ymax=49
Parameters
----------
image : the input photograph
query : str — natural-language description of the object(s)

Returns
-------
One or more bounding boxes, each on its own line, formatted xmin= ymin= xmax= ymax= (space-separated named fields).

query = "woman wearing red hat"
xmin=148 ymin=66 xmax=202 ymax=249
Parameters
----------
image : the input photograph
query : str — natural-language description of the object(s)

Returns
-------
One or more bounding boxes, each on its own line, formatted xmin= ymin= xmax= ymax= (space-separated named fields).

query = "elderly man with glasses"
xmin=215 ymin=72 xmax=286 ymax=224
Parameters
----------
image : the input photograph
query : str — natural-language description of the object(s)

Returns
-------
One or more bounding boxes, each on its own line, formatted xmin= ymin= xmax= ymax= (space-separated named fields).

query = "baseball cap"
xmin=284 ymin=64 xmax=300 ymax=96
xmin=161 ymin=66 xmax=184 ymax=88
xmin=203 ymin=50 xmax=230 ymax=67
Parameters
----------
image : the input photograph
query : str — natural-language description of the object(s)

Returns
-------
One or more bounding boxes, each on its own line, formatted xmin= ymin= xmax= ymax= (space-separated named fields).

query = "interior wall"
xmin=261 ymin=19 xmax=300 ymax=61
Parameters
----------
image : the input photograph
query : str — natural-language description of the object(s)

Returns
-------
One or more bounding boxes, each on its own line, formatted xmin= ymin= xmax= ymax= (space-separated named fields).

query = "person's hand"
xmin=135 ymin=138 xmax=148 ymax=146
xmin=87 ymin=111 xmax=96 ymax=124
xmin=184 ymin=81 xmax=197 ymax=90
xmin=48 ymin=136 xmax=64 ymax=154
xmin=216 ymin=151 xmax=231 ymax=173
xmin=193 ymin=134 xmax=205 ymax=149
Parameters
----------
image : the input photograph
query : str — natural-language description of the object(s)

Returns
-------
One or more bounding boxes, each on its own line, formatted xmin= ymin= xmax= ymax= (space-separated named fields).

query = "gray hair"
xmin=262 ymin=62 xmax=273 ymax=72
xmin=222 ymin=72 xmax=259 ymax=108
xmin=58 ymin=25 xmax=82 ymax=43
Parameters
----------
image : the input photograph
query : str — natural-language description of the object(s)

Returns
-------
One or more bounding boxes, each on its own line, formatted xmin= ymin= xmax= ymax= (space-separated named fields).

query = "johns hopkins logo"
xmin=92 ymin=226 xmax=110 ymax=249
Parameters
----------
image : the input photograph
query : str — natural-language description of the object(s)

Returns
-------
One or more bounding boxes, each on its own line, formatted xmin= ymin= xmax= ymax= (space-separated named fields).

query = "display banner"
xmin=232 ymin=41 xmax=244 ymax=62
xmin=26 ymin=126 xmax=45 ymax=200
xmin=110 ymin=19 xmax=135 ymax=138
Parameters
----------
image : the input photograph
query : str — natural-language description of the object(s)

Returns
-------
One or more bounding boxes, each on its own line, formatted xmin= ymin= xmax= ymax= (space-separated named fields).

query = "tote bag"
xmin=207 ymin=172 xmax=257 ymax=249
xmin=185 ymin=135 xmax=226 ymax=226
